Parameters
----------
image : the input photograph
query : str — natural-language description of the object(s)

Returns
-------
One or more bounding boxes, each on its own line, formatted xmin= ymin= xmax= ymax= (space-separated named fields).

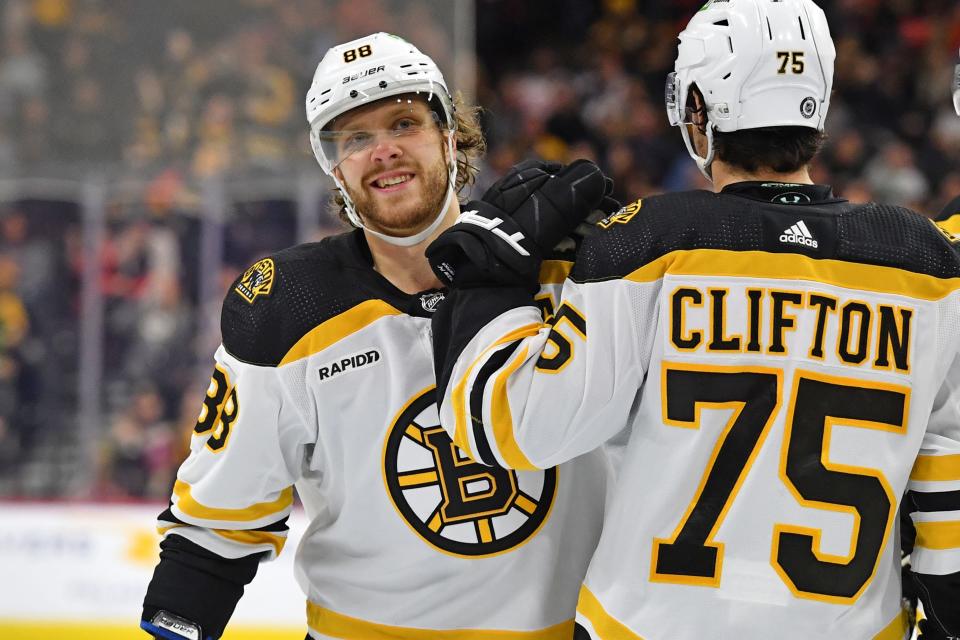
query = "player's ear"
xmin=333 ymin=166 xmax=344 ymax=182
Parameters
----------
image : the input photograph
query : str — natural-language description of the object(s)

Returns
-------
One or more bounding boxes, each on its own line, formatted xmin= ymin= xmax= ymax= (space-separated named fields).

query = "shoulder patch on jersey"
xmin=221 ymin=237 xmax=377 ymax=367
xmin=234 ymin=258 xmax=275 ymax=304
xmin=598 ymin=198 xmax=642 ymax=229
xmin=932 ymin=218 xmax=960 ymax=245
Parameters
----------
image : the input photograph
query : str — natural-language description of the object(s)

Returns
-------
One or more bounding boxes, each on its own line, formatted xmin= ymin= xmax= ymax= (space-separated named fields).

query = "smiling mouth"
xmin=373 ymin=174 xmax=414 ymax=189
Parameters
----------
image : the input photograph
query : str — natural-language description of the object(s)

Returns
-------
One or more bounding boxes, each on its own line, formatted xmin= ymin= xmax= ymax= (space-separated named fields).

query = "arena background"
xmin=0 ymin=0 xmax=957 ymax=637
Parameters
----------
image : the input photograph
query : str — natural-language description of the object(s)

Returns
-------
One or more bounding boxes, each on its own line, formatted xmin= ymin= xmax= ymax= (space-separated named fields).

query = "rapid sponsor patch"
xmin=234 ymin=258 xmax=275 ymax=304
xmin=318 ymin=349 xmax=381 ymax=381
xmin=383 ymin=388 xmax=557 ymax=557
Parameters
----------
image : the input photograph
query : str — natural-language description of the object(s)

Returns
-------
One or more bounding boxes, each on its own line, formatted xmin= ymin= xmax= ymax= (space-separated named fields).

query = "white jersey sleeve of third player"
xmin=437 ymin=275 xmax=654 ymax=471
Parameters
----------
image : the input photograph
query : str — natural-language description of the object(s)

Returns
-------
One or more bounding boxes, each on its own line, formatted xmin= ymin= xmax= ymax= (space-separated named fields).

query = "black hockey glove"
xmin=480 ymin=159 xmax=564 ymax=214
xmin=481 ymin=158 xmax=620 ymax=254
xmin=917 ymin=618 xmax=960 ymax=640
xmin=428 ymin=200 xmax=542 ymax=289
xmin=481 ymin=159 xmax=620 ymax=250
xmin=428 ymin=159 xmax=615 ymax=289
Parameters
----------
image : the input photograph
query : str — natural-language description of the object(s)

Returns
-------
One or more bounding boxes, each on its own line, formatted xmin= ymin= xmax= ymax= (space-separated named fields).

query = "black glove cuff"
xmin=142 ymin=535 xmax=261 ymax=640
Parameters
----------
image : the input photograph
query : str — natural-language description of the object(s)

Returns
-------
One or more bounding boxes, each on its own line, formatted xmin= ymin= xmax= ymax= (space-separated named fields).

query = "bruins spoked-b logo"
xmin=234 ymin=258 xmax=275 ymax=304
xmin=384 ymin=388 xmax=557 ymax=557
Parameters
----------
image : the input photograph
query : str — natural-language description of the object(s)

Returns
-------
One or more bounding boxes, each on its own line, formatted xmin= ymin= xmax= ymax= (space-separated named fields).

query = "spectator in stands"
xmin=0 ymin=253 xmax=30 ymax=465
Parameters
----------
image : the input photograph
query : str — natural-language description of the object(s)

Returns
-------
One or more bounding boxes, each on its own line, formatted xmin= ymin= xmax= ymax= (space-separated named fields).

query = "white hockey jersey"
xmin=159 ymin=231 xmax=607 ymax=639
xmin=433 ymin=184 xmax=960 ymax=640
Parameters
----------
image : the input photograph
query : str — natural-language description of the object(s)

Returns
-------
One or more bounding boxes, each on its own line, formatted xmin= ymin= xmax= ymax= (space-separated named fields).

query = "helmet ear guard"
xmin=666 ymin=0 xmax=835 ymax=180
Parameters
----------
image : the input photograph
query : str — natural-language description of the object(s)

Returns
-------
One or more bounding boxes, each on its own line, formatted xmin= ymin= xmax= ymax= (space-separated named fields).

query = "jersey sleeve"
xmin=157 ymin=343 xmax=308 ymax=560
xmin=432 ymin=273 xmax=656 ymax=470
xmin=905 ymin=341 xmax=960 ymax=634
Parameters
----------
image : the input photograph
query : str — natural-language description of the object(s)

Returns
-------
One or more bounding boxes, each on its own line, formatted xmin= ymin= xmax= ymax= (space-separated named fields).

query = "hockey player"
xmin=426 ymin=1 xmax=960 ymax=638
xmin=139 ymin=33 xmax=616 ymax=640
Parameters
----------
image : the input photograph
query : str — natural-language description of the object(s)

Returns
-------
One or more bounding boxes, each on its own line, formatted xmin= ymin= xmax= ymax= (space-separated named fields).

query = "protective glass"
xmin=314 ymin=107 xmax=447 ymax=171
xmin=665 ymin=72 xmax=696 ymax=126
xmin=953 ymin=63 xmax=960 ymax=116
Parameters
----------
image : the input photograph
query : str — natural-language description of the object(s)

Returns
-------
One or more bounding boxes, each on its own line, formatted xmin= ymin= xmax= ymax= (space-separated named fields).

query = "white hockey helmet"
xmin=666 ymin=0 xmax=835 ymax=179
xmin=305 ymin=32 xmax=458 ymax=246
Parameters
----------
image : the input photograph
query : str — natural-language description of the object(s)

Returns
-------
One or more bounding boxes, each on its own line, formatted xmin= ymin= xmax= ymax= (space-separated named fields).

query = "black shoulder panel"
xmin=836 ymin=203 xmax=960 ymax=279
xmin=221 ymin=233 xmax=375 ymax=366
xmin=572 ymin=192 xmax=960 ymax=282
xmin=572 ymin=191 xmax=764 ymax=282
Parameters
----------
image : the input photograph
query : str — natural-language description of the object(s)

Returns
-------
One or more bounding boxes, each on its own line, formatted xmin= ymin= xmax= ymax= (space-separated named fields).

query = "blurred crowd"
xmin=0 ymin=0 xmax=959 ymax=498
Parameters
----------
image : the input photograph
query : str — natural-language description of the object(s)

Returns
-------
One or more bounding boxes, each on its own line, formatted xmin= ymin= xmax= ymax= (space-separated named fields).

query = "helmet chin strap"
xmin=681 ymin=123 xmax=716 ymax=182
xmin=338 ymin=131 xmax=459 ymax=248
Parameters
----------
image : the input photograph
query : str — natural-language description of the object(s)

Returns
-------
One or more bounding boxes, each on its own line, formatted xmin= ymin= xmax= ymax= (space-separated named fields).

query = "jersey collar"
xmin=721 ymin=181 xmax=844 ymax=206
xmin=347 ymin=229 xmax=446 ymax=318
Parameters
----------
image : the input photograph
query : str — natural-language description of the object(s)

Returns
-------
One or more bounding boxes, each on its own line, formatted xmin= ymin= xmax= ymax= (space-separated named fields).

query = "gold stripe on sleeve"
xmin=490 ymin=345 xmax=539 ymax=470
xmin=914 ymin=520 xmax=960 ymax=550
xmin=213 ymin=528 xmax=287 ymax=556
xmin=173 ymin=480 xmax=293 ymax=523
xmin=451 ymin=322 xmax=544 ymax=459
xmin=910 ymin=454 xmax=960 ymax=482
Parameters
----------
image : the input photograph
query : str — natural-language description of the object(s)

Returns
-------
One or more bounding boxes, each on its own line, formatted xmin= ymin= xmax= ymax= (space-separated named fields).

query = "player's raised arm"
xmin=426 ymin=159 xmax=647 ymax=470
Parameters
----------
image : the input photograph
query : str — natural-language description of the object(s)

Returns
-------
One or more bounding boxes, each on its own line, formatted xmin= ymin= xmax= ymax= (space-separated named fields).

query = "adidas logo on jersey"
xmin=318 ymin=349 xmax=381 ymax=381
xmin=780 ymin=220 xmax=818 ymax=248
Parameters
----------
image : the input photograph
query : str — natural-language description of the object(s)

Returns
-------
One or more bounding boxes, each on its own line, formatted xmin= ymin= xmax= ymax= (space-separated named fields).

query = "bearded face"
xmin=341 ymin=134 xmax=450 ymax=235
xmin=332 ymin=97 xmax=453 ymax=237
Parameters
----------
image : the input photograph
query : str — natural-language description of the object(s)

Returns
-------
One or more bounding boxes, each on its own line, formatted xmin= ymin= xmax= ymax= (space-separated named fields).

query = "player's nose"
xmin=370 ymin=135 xmax=403 ymax=163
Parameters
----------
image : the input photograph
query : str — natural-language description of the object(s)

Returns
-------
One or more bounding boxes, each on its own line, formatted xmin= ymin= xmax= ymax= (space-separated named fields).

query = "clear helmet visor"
xmin=665 ymin=72 xmax=682 ymax=126
xmin=953 ymin=63 xmax=960 ymax=116
xmin=665 ymin=72 xmax=698 ymax=127
xmin=311 ymin=98 xmax=451 ymax=173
